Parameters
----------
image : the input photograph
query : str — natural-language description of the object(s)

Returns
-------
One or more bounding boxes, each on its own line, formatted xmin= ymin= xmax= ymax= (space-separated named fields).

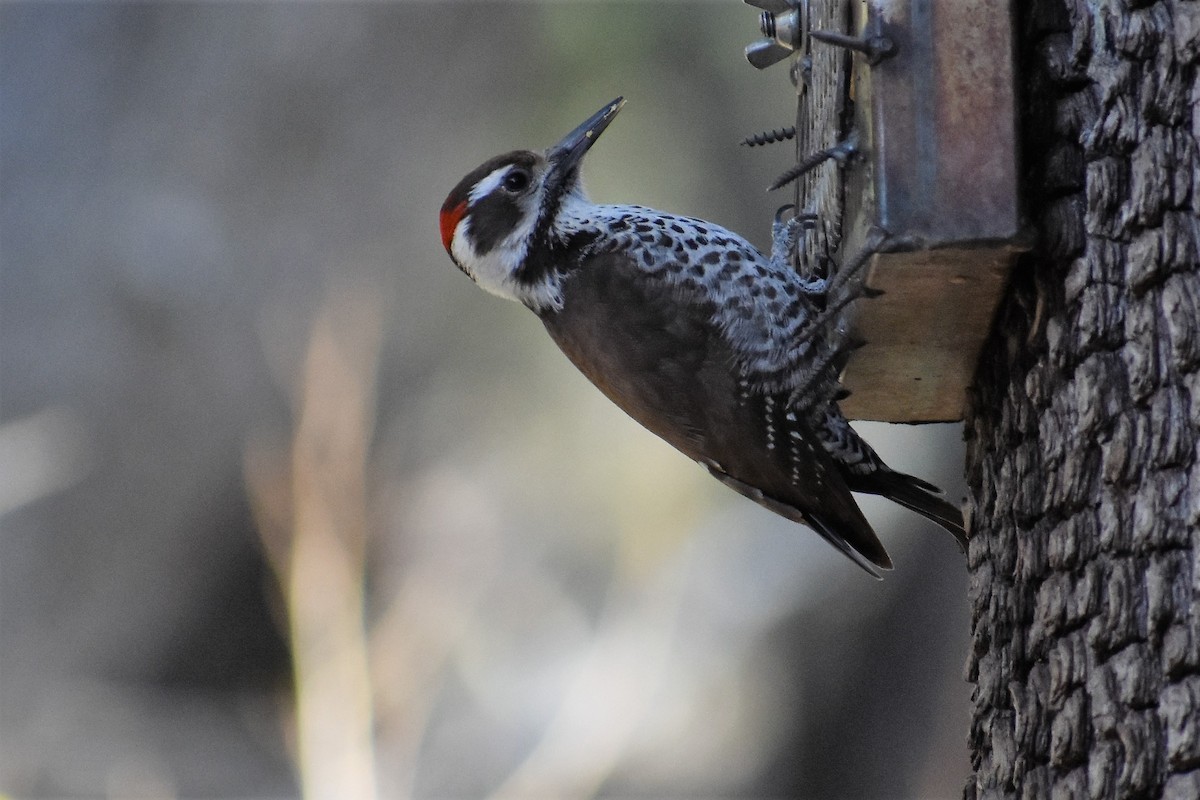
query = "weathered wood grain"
xmin=965 ymin=1 xmax=1200 ymax=797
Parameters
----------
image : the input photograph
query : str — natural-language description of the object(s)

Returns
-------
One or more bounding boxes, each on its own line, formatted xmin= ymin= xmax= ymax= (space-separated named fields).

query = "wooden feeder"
xmin=745 ymin=0 xmax=1025 ymax=422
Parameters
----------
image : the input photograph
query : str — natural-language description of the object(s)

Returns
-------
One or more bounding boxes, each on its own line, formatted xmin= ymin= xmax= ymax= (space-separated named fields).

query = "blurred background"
xmin=1 ymin=2 xmax=970 ymax=798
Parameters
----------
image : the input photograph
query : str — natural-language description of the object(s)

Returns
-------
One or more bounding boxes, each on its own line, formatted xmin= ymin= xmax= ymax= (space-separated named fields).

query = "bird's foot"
xmin=771 ymin=205 xmax=828 ymax=296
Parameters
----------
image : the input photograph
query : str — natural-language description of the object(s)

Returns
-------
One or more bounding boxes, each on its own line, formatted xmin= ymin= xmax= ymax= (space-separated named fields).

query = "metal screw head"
xmin=743 ymin=0 xmax=808 ymax=70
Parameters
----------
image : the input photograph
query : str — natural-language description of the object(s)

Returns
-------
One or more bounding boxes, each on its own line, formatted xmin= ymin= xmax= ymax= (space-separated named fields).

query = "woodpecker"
xmin=439 ymin=98 xmax=966 ymax=576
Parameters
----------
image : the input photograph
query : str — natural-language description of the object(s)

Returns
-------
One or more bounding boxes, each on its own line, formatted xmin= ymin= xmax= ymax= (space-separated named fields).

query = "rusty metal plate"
xmin=839 ymin=0 xmax=1024 ymax=422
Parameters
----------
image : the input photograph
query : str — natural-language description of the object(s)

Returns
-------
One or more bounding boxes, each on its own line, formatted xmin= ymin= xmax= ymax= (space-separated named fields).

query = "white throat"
xmin=451 ymin=179 xmax=600 ymax=314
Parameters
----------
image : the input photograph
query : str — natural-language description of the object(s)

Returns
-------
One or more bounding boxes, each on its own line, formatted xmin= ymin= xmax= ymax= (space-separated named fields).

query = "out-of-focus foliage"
xmin=0 ymin=3 xmax=970 ymax=798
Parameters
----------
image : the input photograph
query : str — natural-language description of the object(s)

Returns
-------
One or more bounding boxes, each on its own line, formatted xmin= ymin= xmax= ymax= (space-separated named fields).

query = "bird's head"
xmin=439 ymin=97 xmax=624 ymax=311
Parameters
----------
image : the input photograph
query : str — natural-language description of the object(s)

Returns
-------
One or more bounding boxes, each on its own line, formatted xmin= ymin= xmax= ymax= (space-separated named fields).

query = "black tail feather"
xmin=804 ymin=511 xmax=891 ymax=580
xmin=853 ymin=470 xmax=968 ymax=552
xmin=706 ymin=464 xmax=891 ymax=578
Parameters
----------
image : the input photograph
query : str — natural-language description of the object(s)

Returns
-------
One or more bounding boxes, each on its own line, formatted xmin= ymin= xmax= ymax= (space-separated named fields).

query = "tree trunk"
xmin=964 ymin=1 xmax=1200 ymax=797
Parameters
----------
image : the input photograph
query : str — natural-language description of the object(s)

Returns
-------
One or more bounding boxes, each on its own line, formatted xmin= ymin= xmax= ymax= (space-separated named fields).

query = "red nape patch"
xmin=439 ymin=200 xmax=467 ymax=254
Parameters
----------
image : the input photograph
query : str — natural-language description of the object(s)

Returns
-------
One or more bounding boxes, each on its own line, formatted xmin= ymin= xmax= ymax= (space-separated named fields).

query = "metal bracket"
xmin=745 ymin=0 xmax=896 ymax=70
xmin=839 ymin=0 xmax=1026 ymax=422
xmin=744 ymin=0 xmax=809 ymax=70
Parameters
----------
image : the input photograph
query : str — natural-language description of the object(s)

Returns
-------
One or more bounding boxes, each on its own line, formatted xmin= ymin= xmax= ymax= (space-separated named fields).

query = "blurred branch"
xmin=246 ymin=287 xmax=383 ymax=800
xmin=0 ymin=406 xmax=90 ymax=516
xmin=486 ymin=583 xmax=685 ymax=800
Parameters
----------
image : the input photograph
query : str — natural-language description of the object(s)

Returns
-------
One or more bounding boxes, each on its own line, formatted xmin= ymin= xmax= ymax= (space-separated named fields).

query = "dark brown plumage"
xmin=538 ymin=250 xmax=893 ymax=571
xmin=439 ymin=97 xmax=966 ymax=576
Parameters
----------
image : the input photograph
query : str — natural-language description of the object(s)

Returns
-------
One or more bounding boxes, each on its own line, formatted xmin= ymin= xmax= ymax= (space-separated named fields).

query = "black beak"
xmin=546 ymin=97 xmax=625 ymax=176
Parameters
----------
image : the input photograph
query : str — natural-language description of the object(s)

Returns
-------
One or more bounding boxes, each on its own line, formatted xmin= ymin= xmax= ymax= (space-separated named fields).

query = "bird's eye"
xmin=502 ymin=170 xmax=531 ymax=193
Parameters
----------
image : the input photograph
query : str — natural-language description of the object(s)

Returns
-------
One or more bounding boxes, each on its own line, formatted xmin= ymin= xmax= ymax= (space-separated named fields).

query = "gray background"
xmin=1 ymin=3 xmax=970 ymax=797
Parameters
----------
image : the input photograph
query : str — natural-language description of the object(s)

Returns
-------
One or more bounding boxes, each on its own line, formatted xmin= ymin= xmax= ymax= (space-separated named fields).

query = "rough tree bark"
xmin=964 ymin=1 xmax=1200 ymax=797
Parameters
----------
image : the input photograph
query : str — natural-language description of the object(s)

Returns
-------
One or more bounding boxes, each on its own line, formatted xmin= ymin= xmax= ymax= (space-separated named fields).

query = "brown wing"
xmin=538 ymin=251 xmax=890 ymax=575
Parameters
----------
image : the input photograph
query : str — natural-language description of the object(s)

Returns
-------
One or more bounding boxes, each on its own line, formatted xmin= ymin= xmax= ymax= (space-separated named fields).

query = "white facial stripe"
xmin=450 ymin=219 xmax=474 ymax=275
xmin=452 ymin=162 xmax=564 ymax=312
xmin=449 ymin=202 xmax=534 ymax=306
xmin=468 ymin=164 xmax=513 ymax=205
